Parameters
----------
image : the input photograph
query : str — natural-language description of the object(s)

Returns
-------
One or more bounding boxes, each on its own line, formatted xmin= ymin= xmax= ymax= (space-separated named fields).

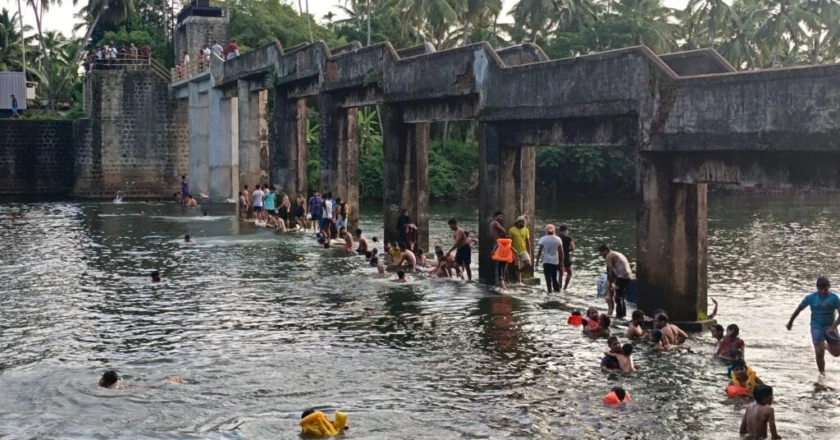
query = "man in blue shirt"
xmin=786 ymin=277 xmax=840 ymax=374
xmin=308 ymin=192 xmax=322 ymax=232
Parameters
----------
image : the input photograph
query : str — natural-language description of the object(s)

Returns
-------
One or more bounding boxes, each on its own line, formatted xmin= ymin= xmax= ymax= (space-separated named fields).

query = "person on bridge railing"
xmin=141 ymin=44 xmax=152 ymax=69
xmin=224 ymin=39 xmax=239 ymax=61
xmin=182 ymin=51 xmax=190 ymax=78
xmin=212 ymin=40 xmax=223 ymax=59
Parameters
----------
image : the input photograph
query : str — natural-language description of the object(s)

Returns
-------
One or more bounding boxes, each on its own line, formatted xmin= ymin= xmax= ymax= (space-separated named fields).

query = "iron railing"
xmin=88 ymin=56 xmax=172 ymax=83
xmin=170 ymin=57 xmax=211 ymax=83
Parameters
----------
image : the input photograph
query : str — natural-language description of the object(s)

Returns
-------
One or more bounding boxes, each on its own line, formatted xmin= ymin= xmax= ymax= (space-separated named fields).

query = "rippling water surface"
xmin=2 ymin=195 xmax=840 ymax=439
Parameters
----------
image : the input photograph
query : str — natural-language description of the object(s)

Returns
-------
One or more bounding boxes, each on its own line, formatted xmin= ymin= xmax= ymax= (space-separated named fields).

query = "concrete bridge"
xmin=172 ymin=24 xmax=840 ymax=325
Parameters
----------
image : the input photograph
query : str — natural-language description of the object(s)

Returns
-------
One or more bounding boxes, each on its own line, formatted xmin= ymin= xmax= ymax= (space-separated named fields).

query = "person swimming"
xmin=601 ymin=336 xmax=622 ymax=371
xmin=300 ymin=408 xmax=349 ymax=437
xmin=184 ymin=234 xmax=191 ymax=243
xmin=717 ymin=324 xmax=746 ymax=360
xmin=603 ymin=343 xmax=635 ymax=373
xmin=393 ymin=270 xmax=408 ymax=283
xmin=99 ymin=370 xmax=120 ymax=388
xmin=730 ymin=359 xmax=764 ymax=394
xmin=151 ymin=271 xmax=161 ymax=283
xmin=604 ymin=386 xmax=631 ymax=405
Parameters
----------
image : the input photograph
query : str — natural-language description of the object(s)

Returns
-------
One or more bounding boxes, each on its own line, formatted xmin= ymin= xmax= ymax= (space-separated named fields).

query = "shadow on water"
xmin=1 ymin=196 xmax=840 ymax=438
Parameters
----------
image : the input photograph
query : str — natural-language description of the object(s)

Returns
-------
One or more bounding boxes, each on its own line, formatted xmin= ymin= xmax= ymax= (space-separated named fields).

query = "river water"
xmin=1 ymin=195 xmax=839 ymax=439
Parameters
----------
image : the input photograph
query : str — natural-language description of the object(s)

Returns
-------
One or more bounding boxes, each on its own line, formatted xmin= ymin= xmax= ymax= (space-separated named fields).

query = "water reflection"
xmin=2 ymin=196 xmax=840 ymax=438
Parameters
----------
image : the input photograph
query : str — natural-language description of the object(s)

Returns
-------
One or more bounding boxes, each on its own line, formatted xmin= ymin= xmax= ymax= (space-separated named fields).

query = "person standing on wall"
xmin=141 ymin=44 xmax=152 ymax=69
xmin=599 ymin=245 xmax=633 ymax=318
xmin=182 ymin=51 xmax=190 ymax=77
xmin=225 ymin=40 xmax=240 ymax=61
xmin=211 ymin=40 xmax=223 ymax=59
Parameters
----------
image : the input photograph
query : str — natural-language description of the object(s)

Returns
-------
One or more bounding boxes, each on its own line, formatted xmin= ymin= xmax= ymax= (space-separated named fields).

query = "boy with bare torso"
xmin=740 ymin=385 xmax=780 ymax=439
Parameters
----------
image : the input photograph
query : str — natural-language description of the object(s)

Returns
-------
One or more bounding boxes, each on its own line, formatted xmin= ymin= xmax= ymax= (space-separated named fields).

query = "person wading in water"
xmin=599 ymin=245 xmax=633 ymax=318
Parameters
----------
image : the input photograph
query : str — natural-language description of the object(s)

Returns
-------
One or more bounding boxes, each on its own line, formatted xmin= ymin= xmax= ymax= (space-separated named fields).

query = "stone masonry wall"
xmin=175 ymin=15 xmax=229 ymax=63
xmin=74 ymin=70 xmax=189 ymax=198
xmin=0 ymin=120 xmax=86 ymax=196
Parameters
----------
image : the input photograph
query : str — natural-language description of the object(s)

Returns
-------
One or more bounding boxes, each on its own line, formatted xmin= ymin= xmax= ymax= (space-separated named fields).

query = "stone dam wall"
xmin=0 ymin=120 xmax=89 ymax=197
xmin=1 ymin=70 xmax=187 ymax=200
xmin=74 ymin=70 xmax=188 ymax=198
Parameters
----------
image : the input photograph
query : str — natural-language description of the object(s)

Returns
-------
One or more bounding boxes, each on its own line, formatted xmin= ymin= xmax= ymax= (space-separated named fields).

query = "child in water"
xmin=730 ymin=360 xmax=764 ymax=394
xmin=300 ymin=408 xmax=349 ymax=437
xmin=604 ymin=343 xmax=636 ymax=373
xmin=651 ymin=329 xmax=690 ymax=352
xmin=740 ymin=385 xmax=780 ymax=439
xmin=393 ymin=270 xmax=408 ymax=283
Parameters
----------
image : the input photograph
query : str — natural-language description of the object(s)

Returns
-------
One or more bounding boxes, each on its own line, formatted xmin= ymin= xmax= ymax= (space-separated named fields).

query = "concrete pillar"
xmin=382 ymin=105 xmax=430 ymax=250
xmin=319 ymin=93 xmax=359 ymax=230
xmin=271 ymin=91 xmax=307 ymax=202
xmin=208 ymin=88 xmax=239 ymax=202
xmin=238 ymin=80 xmax=265 ymax=189
xmin=188 ymin=82 xmax=209 ymax=198
xmin=478 ymin=123 xmax=536 ymax=283
xmin=636 ymin=152 xmax=709 ymax=326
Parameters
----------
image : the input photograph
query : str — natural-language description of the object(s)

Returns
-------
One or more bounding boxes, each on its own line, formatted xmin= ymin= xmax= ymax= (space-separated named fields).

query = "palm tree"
xmin=753 ymin=0 xmax=817 ymax=67
xmin=609 ymin=0 xmax=676 ymax=53
xmin=392 ymin=0 xmax=458 ymax=44
xmin=459 ymin=0 xmax=502 ymax=45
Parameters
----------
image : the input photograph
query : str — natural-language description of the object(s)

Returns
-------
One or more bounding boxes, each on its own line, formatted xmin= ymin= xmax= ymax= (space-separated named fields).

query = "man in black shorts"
xmin=558 ymin=225 xmax=575 ymax=290
xmin=446 ymin=218 xmax=472 ymax=281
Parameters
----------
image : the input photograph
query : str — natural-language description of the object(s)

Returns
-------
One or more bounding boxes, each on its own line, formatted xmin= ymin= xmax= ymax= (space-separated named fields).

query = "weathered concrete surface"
xmin=188 ymin=81 xmax=209 ymax=198
xmin=655 ymin=64 xmax=840 ymax=152
xmin=382 ymin=105 xmax=430 ymax=250
xmin=0 ymin=120 xmax=82 ymax=196
xmin=174 ymin=13 xmax=229 ymax=69
xmin=237 ymin=80 xmax=264 ymax=188
xmin=660 ymin=49 xmax=735 ymax=76
xmin=319 ymin=93 xmax=359 ymax=230
xmin=636 ymin=153 xmax=708 ymax=322
xmin=670 ymin=151 xmax=840 ymax=189
xmin=76 ymin=70 xmax=187 ymax=198
xmin=208 ymin=88 xmax=238 ymax=202
xmin=478 ymin=123 xmax=536 ymax=282
xmin=174 ymin=32 xmax=840 ymax=321
xmin=270 ymin=95 xmax=307 ymax=202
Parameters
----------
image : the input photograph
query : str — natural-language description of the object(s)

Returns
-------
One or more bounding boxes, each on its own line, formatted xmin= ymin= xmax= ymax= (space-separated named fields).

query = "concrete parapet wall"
xmin=0 ymin=120 xmax=84 ymax=196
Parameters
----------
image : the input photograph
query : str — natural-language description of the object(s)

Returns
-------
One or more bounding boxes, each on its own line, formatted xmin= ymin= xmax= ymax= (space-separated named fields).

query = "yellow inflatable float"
xmin=300 ymin=409 xmax=349 ymax=437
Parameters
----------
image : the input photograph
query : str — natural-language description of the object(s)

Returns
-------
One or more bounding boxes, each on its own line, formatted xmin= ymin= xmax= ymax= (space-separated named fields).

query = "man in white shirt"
xmin=211 ymin=40 xmax=223 ymax=58
xmin=252 ymin=185 xmax=265 ymax=222
xmin=535 ymin=224 xmax=564 ymax=293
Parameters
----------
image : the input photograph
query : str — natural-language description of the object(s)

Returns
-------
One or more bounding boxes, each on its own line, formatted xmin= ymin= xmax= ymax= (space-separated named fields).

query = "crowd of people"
xmin=175 ymin=40 xmax=241 ymax=80
xmin=143 ymin=179 xmax=840 ymax=438
xmin=84 ymin=41 xmax=153 ymax=72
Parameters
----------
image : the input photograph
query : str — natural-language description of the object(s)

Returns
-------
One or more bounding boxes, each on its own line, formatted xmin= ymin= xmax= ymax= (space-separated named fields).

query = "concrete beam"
xmin=382 ymin=105 xmax=430 ymax=251
xmin=655 ymin=64 xmax=840 ymax=152
xmin=670 ymin=151 xmax=840 ymax=189
xmin=494 ymin=117 xmax=636 ymax=147
xmin=188 ymin=81 xmax=209 ymax=198
xmin=208 ymin=88 xmax=239 ymax=202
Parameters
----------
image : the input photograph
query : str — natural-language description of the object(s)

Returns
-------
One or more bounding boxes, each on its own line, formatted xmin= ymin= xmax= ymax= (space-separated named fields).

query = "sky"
xmin=5 ymin=0 xmax=690 ymax=40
